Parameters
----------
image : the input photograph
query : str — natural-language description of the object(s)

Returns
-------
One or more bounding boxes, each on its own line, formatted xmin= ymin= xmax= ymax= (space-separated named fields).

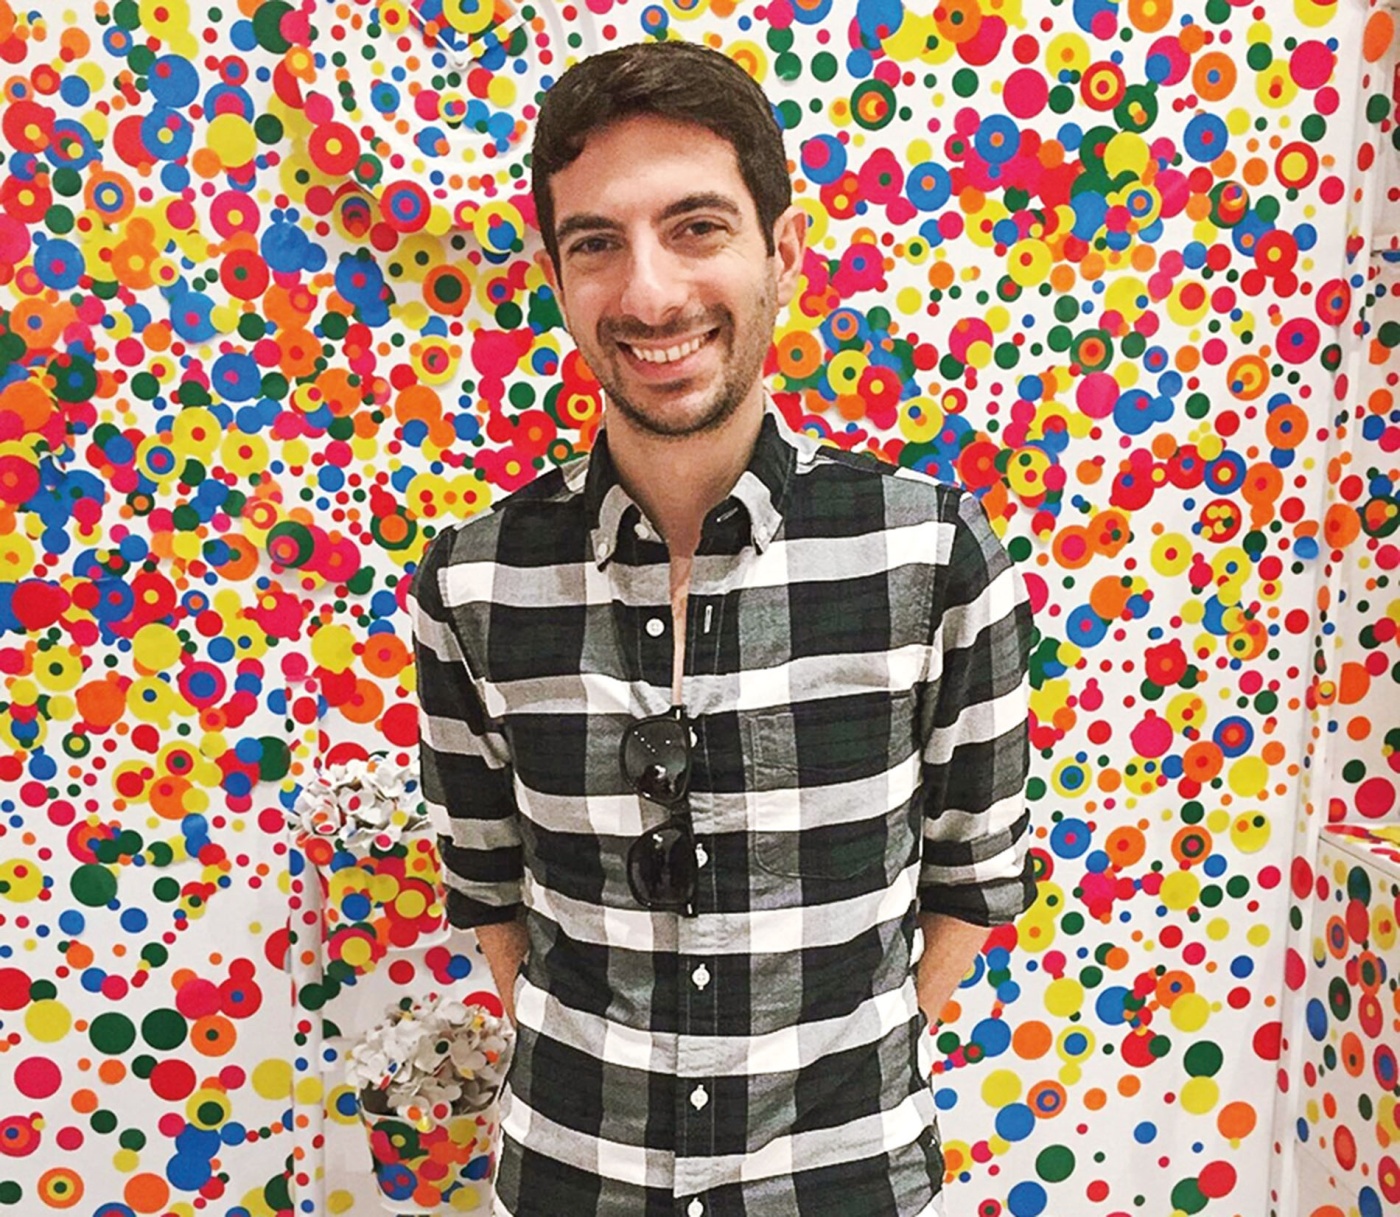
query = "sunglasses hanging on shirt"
xmin=620 ymin=705 xmax=698 ymax=917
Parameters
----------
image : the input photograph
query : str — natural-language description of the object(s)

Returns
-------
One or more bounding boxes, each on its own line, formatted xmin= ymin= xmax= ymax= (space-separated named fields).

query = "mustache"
xmin=600 ymin=308 xmax=728 ymax=345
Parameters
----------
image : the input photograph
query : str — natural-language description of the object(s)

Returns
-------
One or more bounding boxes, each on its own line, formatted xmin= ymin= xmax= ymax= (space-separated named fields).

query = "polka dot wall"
xmin=0 ymin=0 xmax=1396 ymax=1214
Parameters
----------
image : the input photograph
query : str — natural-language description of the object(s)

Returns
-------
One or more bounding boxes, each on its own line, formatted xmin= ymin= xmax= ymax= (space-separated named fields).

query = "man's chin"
xmin=604 ymin=384 xmax=742 ymax=440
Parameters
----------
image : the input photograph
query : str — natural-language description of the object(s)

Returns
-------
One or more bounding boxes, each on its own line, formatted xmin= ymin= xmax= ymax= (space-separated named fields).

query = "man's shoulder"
xmin=795 ymin=438 xmax=969 ymax=524
xmin=413 ymin=453 xmax=592 ymax=593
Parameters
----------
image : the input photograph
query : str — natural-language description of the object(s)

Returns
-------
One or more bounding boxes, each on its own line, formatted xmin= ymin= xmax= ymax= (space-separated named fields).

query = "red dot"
xmin=14 ymin=1056 xmax=61 ymax=1099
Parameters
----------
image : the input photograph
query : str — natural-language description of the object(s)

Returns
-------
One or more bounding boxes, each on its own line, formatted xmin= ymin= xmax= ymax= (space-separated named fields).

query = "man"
xmin=410 ymin=40 xmax=1036 ymax=1217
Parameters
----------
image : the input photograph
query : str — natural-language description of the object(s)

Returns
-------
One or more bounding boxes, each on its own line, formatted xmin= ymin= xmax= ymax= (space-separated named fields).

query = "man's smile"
xmin=619 ymin=328 xmax=720 ymax=365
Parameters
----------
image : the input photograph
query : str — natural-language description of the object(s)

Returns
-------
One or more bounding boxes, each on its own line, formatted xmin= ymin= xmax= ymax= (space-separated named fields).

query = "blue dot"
xmin=1007 ymin=1180 xmax=1047 ymax=1217
xmin=995 ymin=1102 xmax=1036 ymax=1143
xmin=1305 ymin=998 xmax=1328 ymax=1041
xmin=971 ymin=1017 xmax=1012 ymax=1059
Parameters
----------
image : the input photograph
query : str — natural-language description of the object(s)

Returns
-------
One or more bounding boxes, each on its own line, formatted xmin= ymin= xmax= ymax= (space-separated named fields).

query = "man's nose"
xmin=617 ymin=236 xmax=689 ymax=328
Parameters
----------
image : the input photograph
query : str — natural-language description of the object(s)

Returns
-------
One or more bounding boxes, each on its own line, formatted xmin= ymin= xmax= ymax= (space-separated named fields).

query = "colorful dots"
xmin=0 ymin=0 xmax=1394 ymax=1211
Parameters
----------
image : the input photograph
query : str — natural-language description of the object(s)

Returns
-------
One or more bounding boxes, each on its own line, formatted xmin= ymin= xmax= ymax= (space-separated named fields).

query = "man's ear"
xmin=771 ymin=204 xmax=808 ymax=310
xmin=534 ymin=247 xmax=568 ymax=330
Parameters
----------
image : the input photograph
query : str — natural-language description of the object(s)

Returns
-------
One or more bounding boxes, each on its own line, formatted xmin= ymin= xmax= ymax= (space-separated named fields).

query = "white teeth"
xmin=626 ymin=333 xmax=708 ymax=364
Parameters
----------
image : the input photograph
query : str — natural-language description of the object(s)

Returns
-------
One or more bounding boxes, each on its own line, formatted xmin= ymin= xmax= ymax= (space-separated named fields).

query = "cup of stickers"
xmin=345 ymin=992 xmax=514 ymax=1212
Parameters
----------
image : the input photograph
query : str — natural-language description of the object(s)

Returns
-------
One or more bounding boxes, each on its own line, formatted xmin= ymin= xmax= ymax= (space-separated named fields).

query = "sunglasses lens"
xmin=622 ymin=718 xmax=690 ymax=804
xmin=628 ymin=819 xmax=697 ymax=910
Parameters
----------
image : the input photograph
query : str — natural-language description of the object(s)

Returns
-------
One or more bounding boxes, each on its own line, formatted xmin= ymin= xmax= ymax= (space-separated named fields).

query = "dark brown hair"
xmin=530 ymin=41 xmax=791 ymax=269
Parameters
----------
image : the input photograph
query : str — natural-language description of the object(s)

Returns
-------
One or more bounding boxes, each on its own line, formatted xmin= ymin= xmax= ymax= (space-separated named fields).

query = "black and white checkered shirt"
xmin=410 ymin=406 xmax=1036 ymax=1217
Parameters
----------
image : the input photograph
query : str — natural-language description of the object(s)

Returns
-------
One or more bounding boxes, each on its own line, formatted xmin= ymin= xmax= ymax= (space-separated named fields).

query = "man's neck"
xmin=604 ymin=393 xmax=765 ymax=559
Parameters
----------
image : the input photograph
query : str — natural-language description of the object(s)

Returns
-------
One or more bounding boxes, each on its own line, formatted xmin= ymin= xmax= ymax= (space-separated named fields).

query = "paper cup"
xmin=360 ymin=1099 xmax=498 ymax=1214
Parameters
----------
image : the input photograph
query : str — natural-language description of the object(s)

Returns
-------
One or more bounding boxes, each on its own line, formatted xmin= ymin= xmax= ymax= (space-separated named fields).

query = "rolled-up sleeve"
xmin=409 ymin=529 xmax=524 ymax=927
xmin=917 ymin=489 xmax=1037 ymax=926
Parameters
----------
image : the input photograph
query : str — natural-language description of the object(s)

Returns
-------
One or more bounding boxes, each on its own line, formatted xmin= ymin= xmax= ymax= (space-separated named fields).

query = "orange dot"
xmin=71 ymin=1088 xmax=98 ymax=1114
xmin=1012 ymin=1020 xmax=1052 ymax=1060
xmin=124 ymin=1173 xmax=171 ymax=1214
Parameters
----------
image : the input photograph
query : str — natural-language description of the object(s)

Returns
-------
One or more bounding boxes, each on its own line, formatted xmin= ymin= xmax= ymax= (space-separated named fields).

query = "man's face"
xmin=537 ymin=114 xmax=805 ymax=439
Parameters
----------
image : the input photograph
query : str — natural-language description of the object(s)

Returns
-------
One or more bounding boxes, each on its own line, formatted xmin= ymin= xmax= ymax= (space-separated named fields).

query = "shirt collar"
xmin=584 ymin=401 xmax=797 ymax=568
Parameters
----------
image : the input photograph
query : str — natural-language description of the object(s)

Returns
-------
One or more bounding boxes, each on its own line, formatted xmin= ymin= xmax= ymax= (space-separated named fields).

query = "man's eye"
xmin=682 ymin=220 xmax=725 ymax=239
xmin=569 ymin=236 xmax=614 ymax=256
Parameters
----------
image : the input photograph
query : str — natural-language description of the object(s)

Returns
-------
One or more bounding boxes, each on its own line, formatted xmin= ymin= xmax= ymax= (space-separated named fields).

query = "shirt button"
xmin=689 ymin=1084 xmax=709 ymax=1110
xmin=688 ymin=1201 xmax=704 ymax=1217
xmin=646 ymin=616 xmax=666 ymax=637
xmin=692 ymin=963 xmax=710 ymax=990
xmin=694 ymin=841 xmax=708 ymax=869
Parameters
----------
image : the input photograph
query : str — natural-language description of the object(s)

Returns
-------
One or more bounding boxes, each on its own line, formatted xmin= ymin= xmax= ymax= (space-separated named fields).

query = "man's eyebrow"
xmin=555 ymin=213 xmax=622 ymax=246
xmin=555 ymin=193 xmax=745 ymax=248
xmin=657 ymin=192 xmax=744 ymax=223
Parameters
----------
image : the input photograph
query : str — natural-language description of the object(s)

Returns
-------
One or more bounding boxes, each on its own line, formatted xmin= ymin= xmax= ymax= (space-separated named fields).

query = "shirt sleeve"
xmin=409 ymin=527 xmax=525 ymax=927
xmin=916 ymin=488 xmax=1037 ymax=926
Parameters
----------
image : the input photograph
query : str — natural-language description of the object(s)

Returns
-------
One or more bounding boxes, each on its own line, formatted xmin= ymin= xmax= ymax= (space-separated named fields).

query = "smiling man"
xmin=410 ymin=40 xmax=1036 ymax=1217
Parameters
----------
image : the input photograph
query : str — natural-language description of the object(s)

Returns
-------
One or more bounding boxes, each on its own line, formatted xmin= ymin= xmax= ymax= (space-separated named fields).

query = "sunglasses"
xmin=620 ymin=706 xmax=698 ymax=917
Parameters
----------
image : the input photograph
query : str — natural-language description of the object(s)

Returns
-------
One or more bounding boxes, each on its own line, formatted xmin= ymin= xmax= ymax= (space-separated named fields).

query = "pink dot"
xmin=1356 ymin=777 xmax=1396 ymax=819
xmin=56 ymin=1126 xmax=83 ymax=1151
xmin=14 ymin=1056 xmax=61 ymax=1099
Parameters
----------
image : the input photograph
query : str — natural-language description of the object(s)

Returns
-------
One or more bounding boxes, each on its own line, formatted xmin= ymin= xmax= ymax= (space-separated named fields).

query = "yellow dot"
xmin=1170 ymin=992 xmax=1211 ymax=1033
xmin=1043 ymin=977 xmax=1085 ymax=1018
xmin=252 ymin=1058 xmax=294 ymax=1101
xmin=25 ymin=999 xmax=72 ymax=1043
xmin=294 ymin=1075 xmax=324 ymax=1105
xmin=1180 ymin=1076 xmax=1220 ymax=1114
xmin=207 ymin=113 xmax=257 ymax=168
xmin=981 ymin=1068 xmax=1022 ymax=1107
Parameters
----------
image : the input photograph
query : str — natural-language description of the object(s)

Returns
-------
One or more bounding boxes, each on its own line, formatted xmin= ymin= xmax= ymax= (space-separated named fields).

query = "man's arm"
xmin=477 ymin=914 xmax=529 ymax=1027
xmin=915 ymin=913 xmax=989 ymax=1026
xmin=916 ymin=489 xmax=1036 ymax=975
xmin=410 ymin=530 xmax=528 ymax=1014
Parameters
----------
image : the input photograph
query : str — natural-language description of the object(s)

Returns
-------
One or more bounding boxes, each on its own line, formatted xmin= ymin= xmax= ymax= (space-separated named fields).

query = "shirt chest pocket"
xmin=744 ymin=690 xmax=919 ymax=881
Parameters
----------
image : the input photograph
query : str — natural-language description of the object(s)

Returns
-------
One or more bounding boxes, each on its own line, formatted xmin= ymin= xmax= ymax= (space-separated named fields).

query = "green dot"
xmin=71 ymin=863 xmax=117 ymax=908
xmin=765 ymin=26 xmax=794 ymax=52
xmin=90 ymin=1108 xmax=118 ymax=1134
xmin=1184 ymin=1040 xmax=1223 ymax=1078
xmin=90 ymin=1012 xmax=136 ymax=1055
xmin=1036 ymin=1144 xmax=1076 ymax=1183
xmin=119 ymin=1127 xmax=147 ymax=1151
xmin=0 ymin=1181 xmax=21 ymax=1203
xmin=258 ymin=737 xmax=291 ymax=782
xmin=141 ymin=1007 xmax=188 ymax=1051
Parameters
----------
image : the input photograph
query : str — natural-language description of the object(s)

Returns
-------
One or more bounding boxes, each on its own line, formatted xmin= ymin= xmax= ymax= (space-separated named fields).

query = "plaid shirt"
xmin=410 ymin=406 xmax=1036 ymax=1217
